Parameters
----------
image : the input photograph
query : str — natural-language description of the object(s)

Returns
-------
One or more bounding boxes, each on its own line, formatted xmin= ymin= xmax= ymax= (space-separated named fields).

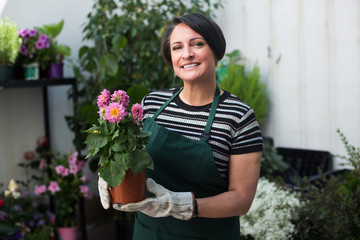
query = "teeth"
xmin=183 ymin=63 xmax=199 ymax=69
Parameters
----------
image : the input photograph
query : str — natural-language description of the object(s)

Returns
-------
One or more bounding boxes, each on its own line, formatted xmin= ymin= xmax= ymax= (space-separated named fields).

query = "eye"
xmin=193 ymin=42 xmax=205 ymax=48
xmin=171 ymin=45 xmax=182 ymax=51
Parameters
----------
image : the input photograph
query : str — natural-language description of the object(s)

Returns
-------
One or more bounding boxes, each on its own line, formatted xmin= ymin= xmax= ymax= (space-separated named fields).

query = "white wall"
xmin=216 ymin=0 xmax=360 ymax=168
xmin=0 ymin=0 xmax=93 ymax=187
xmin=1 ymin=0 xmax=359 ymax=187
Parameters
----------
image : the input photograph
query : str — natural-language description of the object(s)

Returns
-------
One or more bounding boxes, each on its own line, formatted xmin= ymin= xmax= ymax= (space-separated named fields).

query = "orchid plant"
xmin=85 ymin=89 xmax=153 ymax=187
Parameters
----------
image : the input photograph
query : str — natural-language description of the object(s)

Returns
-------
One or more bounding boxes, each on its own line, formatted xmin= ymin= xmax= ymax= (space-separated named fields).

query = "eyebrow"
xmin=170 ymin=37 xmax=205 ymax=45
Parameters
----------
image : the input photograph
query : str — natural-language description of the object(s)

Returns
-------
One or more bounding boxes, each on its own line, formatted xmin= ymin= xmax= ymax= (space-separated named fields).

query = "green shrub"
xmin=0 ymin=18 xmax=21 ymax=64
xmin=218 ymin=50 xmax=270 ymax=125
xmin=295 ymin=129 xmax=360 ymax=239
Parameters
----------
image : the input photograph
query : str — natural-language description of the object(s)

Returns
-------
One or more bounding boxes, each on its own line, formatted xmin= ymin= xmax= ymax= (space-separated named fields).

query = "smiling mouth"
xmin=182 ymin=63 xmax=200 ymax=69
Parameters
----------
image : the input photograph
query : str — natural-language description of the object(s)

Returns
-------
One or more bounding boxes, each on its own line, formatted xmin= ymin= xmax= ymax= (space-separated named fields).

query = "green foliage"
xmin=85 ymin=118 xmax=153 ymax=187
xmin=260 ymin=142 xmax=289 ymax=180
xmin=68 ymin=0 xmax=223 ymax=154
xmin=0 ymin=18 xmax=21 ymax=64
xmin=295 ymin=130 xmax=360 ymax=239
xmin=36 ymin=19 xmax=71 ymax=63
xmin=218 ymin=50 xmax=270 ymax=125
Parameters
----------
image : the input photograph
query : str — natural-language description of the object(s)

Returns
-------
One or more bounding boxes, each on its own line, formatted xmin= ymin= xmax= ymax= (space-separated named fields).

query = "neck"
xmin=180 ymin=82 xmax=217 ymax=106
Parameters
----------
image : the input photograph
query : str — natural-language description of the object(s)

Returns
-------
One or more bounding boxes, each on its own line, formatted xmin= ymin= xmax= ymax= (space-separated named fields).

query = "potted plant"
xmin=0 ymin=179 xmax=55 ymax=240
xmin=0 ymin=18 xmax=21 ymax=81
xmin=85 ymin=89 xmax=153 ymax=204
xmin=17 ymin=28 xmax=51 ymax=80
xmin=33 ymin=150 xmax=92 ymax=240
xmin=36 ymin=20 xmax=71 ymax=79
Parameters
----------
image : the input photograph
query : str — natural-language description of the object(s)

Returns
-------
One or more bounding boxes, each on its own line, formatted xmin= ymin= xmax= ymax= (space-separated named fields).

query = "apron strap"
xmin=151 ymin=86 xmax=220 ymax=142
xmin=152 ymin=88 xmax=182 ymax=120
xmin=201 ymin=85 xmax=220 ymax=142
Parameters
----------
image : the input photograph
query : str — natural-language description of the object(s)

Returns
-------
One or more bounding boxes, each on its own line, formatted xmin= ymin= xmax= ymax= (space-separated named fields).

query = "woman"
xmin=98 ymin=12 xmax=263 ymax=239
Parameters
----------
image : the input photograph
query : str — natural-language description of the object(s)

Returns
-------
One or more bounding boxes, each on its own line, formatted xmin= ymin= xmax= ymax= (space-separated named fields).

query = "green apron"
xmin=133 ymin=87 xmax=240 ymax=240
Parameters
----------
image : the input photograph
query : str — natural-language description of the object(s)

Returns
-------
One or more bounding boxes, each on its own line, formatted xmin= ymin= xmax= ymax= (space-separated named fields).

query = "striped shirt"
xmin=142 ymin=88 xmax=263 ymax=181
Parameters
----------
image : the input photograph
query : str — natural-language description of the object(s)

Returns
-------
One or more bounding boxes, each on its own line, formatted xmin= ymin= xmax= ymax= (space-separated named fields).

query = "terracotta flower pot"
xmin=110 ymin=170 xmax=146 ymax=204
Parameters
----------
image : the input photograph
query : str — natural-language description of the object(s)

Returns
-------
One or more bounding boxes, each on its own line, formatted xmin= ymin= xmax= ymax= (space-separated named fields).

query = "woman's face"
xmin=170 ymin=23 xmax=217 ymax=84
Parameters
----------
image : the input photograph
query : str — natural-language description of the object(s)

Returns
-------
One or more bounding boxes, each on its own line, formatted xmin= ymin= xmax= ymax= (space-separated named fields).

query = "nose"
xmin=182 ymin=45 xmax=194 ymax=59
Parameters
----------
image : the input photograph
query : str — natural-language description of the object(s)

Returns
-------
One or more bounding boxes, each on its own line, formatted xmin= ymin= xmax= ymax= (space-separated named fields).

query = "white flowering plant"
xmin=240 ymin=177 xmax=303 ymax=240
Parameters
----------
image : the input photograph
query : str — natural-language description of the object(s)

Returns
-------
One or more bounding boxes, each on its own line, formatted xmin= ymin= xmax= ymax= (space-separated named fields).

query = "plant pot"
xmin=0 ymin=64 xmax=14 ymax=82
xmin=110 ymin=170 xmax=146 ymax=204
xmin=57 ymin=226 xmax=78 ymax=240
xmin=48 ymin=63 xmax=63 ymax=79
xmin=23 ymin=62 xmax=39 ymax=80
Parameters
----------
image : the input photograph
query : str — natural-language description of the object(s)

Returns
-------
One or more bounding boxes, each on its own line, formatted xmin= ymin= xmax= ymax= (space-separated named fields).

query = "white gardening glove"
xmin=113 ymin=178 xmax=195 ymax=220
xmin=98 ymin=175 xmax=111 ymax=209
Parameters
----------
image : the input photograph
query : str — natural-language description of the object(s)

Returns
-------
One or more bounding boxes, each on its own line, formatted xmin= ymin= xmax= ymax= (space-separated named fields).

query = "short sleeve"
xmin=230 ymin=108 xmax=263 ymax=155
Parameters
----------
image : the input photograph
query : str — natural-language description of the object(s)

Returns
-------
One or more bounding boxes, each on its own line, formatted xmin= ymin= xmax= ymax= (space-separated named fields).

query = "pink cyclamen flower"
xmin=55 ymin=165 xmax=69 ymax=177
xmin=24 ymin=151 xmax=35 ymax=160
xmin=111 ymin=90 xmax=129 ymax=107
xmin=97 ymin=89 xmax=110 ymax=108
xmin=55 ymin=165 xmax=66 ymax=175
xmin=38 ymin=158 xmax=47 ymax=170
xmin=48 ymin=181 xmax=60 ymax=195
xmin=69 ymin=164 xmax=78 ymax=175
xmin=20 ymin=45 xmax=28 ymax=56
xmin=37 ymin=136 xmax=49 ymax=147
xmin=18 ymin=29 xmax=28 ymax=38
xmin=131 ymin=103 xmax=143 ymax=124
xmin=38 ymin=34 xmax=49 ymax=42
xmin=68 ymin=151 xmax=78 ymax=165
xmin=81 ymin=174 xmax=89 ymax=183
xmin=61 ymin=168 xmax=69 ymax=177
xmin=79 ymin=185 xmax=92 ymax=199
xmin=36 ymin=40 xmax=45 ymax=49
xmin=29 ymin=29 xmax=39 ymax=37
xmin=34 ymin=185 xmax=47 ymax=196
xmin=77 ymin=160 xmax=85 ymax=171
xmin=105 ymin=102 xmax=127 ymax=123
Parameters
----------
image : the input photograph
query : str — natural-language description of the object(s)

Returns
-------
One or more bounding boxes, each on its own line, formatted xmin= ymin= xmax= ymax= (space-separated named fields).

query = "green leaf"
xmin=56 ymin=44 xmax=71 ymax=56
xmin=112 ymin=143 xmax=126 ymax=152
xmin=100 ymin=54 xmax=118 ymax=77
xmin=128 ymin=149 xmax=154 ymax=174
xmin=127 ymin=131 xmax=137 ymax=152
xmin=114 ymin=152 xmax=130 ymax=166
xmin=112 ymin=34 xmax=127 ymax=56
xmin=100 ymin=161 xmax=126 ymax=187
xmin=84 ymin=134 xmax=108 ymax=148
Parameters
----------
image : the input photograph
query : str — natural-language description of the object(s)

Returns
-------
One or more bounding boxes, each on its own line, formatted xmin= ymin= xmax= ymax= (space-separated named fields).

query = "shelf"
xmin=0 ymin=78 xmax=76 ymax=90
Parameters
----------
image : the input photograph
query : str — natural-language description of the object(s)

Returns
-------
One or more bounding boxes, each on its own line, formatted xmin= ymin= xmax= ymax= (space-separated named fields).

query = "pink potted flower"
xmin=85 ymin=89 xmax=153 ymax=204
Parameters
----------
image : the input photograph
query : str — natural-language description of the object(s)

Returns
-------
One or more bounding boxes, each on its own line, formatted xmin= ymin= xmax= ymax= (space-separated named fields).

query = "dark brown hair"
xmin=161 ymin=13 xmax=226 ymax=66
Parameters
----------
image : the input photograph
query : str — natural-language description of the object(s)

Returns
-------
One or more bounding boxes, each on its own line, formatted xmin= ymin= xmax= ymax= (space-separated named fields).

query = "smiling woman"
xmin=98 ymin=12 xmax=263 ymax=240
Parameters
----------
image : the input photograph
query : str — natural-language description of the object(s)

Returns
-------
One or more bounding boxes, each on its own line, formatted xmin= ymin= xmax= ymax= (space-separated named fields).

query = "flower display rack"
xmin=0 ymin=78 xmax=88 ymax=240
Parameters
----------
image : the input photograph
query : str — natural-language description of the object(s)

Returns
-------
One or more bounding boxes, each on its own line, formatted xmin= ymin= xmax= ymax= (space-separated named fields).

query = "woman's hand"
xmin=113 ymin=178 xmax=195 ymax=220
xmin=98 ymin=175 xmax=111 ymax=209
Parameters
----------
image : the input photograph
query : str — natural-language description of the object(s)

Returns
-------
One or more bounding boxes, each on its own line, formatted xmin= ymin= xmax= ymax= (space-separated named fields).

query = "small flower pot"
xmin=57 ymin=226 xmax=78 ymax=240
xmin=48 ymin=63 xmax=63 ymax=79
xmin=110 ymin=170 xmax=146 ymax=204
xmin=0 ymin=64 xmax=14 ymax=82
xmin=23 ymin=62 xmax=39 ymax=80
